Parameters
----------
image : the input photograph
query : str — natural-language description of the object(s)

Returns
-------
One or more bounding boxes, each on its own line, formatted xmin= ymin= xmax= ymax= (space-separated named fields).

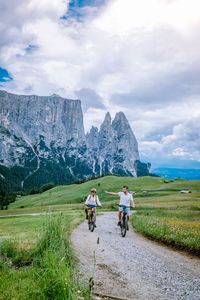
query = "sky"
xmin=0 ymin=0 xmax=200 ymax=168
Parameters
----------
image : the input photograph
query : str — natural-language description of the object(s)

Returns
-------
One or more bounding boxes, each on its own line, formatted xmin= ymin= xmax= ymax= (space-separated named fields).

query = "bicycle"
xmin=88 ymin=209 xmax=96 ymax=232
xmin=86 ymin=205 xmax=97 ymax=232
xmin=118 ymin=205 xmax=130 ymax=237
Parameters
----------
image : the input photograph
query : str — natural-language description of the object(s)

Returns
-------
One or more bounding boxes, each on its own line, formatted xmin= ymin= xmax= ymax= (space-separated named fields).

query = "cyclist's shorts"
xmin=87 ymin=204 xmax=96 ymax=209
xmin=119 ymin=205 xmax=130 ymax=215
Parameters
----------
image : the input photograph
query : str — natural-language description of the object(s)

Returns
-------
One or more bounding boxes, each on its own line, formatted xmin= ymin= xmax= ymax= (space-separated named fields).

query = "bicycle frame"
xmin=119 ymin=205 xmax=130 ymax=237
xmin=88 ymin=208 xmax=96 ymax=232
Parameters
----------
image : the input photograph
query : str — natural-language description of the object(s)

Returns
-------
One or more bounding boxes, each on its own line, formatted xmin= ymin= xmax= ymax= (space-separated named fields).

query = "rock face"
xmin=86 ymin=112 xmax=140 ymax=176
xmin=0 ymin=90 xmax=150 ymax=191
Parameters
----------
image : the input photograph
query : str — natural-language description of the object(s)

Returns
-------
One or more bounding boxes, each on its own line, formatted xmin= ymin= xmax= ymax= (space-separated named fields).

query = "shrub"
xmin=40 ymin=182 xmax=55 ymax=193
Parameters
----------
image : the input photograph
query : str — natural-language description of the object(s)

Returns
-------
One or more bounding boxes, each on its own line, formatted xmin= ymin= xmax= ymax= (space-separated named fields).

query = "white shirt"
xmin=118 ymin=192 xmax=133 ymax=206
xmin=85 ymin=195 xmax=101 ymax=206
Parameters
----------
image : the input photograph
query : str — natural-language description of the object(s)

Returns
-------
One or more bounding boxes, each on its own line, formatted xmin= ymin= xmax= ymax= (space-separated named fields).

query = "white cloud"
xmin=140 ymin=116 xmax=200 ymax=161
xmin=94 ymin=0 xmax=200 ymax=34
xmin=0 ymin=0 xmax=200 ymax=164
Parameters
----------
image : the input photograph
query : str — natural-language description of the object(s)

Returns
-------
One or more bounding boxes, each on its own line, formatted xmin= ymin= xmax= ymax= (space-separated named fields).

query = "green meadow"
xmin=8 ymin=175 xmax=200 ymax=210
xmin=2 ymin=175 xmax=200 ymax=256
xmin=0 ymin=176 xmax=200 ymax=298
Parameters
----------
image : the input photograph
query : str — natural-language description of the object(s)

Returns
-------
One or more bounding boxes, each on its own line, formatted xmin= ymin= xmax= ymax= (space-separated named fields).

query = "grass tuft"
xmin=0 ymin=213 xmax=91 ymax=299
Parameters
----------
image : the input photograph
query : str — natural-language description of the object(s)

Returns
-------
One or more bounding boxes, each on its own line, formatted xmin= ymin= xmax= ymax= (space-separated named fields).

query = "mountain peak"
xmin=89 ymin=126 xmax=98 ymax=134
xmin=50 ymin=93 xmax=60 ymax=97
xmin=113 ymin=111 xmax=128 ymax=122
xmin=100 ymin=112 xmax=111 ymax=129
xmin=112 ymin=111 xmax=130 ymax=130
xmin=104 ymin=112 xmax=111 ymax=123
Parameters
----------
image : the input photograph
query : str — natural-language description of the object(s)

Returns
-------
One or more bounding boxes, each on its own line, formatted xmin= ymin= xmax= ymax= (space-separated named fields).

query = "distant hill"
xmin=8 ymin=175 xmax=200 ymax=209
xmin=152 ymin=168 xmax=200 ymax=180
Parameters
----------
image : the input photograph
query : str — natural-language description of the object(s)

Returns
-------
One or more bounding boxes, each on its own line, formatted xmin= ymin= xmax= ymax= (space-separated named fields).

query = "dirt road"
xmin=71 ymin=212 xmax=200 ymax=300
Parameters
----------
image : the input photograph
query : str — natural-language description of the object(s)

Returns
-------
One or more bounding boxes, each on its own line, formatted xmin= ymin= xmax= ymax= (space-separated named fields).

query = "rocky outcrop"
xmin=0 ymin=90 xmax=150 ymax=192
xmin=86 ymin=112 xmax=141 ymax=176
xmin=0 ymin=90 xmax=85 ymax=156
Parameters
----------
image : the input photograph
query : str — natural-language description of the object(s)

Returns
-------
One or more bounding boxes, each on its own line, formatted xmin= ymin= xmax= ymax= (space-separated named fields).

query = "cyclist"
xmin=85 ymin=188 xmax=102 ymax=226
xmin=105 ymin=186 xmax=135 ymax=228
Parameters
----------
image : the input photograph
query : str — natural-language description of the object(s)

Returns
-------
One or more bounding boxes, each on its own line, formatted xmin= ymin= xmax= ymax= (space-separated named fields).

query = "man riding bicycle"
xmin=85 ymin=188 xmax=102 ymax=226
xmin=105 ymin=186 xmax=135 ymax=228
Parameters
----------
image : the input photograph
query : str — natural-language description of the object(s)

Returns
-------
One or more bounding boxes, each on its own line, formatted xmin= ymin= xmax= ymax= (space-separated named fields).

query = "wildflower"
xmin=64 ymin=288 xmax=66 ymax=290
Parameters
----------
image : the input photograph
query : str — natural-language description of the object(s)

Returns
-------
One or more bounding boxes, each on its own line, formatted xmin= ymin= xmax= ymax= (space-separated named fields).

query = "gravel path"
xmin=71 ymin=212 xmax=200 ymax=300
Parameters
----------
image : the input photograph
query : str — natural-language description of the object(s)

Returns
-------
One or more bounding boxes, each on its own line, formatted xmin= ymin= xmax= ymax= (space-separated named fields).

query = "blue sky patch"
xmin=61 ymin=0 xmax=106 ymax=21
xmin=0 ymin=67 xmax=13 ymax=82
xmin=69 ymin=0 xmax=106 ymax=8
xmin=25 ymin=44 xmax=38 ymax=53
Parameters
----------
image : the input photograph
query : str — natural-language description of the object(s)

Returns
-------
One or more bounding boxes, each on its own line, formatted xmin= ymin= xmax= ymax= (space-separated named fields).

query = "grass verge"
xmin=0 ymin=213 xmax=91 ymax=300
xmin=131 ymin=209 xmax=200 ymax=256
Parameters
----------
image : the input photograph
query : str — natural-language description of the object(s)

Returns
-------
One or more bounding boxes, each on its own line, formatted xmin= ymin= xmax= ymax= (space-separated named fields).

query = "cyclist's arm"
xmin=96 ymin=196 xmax=102 ymax=206
xmin=130 ymin=199 xmax=135 ymax=208
xmin=85 ymin=195 xmax=90 ymax=205
xmin=104 ymin=191 xmax=119 ymax=196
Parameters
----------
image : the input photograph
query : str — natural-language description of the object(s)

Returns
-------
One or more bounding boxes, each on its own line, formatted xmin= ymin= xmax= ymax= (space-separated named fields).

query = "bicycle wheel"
xmin=121 ymin=213 xmax=127 ymax=237
xmin=88 ymin=221 xmax=91 ymax=230
xmin=88 ymin=212 xmax=91 ymax=230
xmin=90 ymin=213 xmax=95 ymax=232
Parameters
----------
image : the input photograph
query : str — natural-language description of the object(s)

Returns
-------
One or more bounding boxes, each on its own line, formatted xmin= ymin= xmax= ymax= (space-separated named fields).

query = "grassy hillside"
xmin=8 ymin=175 xmax=200 ymax=209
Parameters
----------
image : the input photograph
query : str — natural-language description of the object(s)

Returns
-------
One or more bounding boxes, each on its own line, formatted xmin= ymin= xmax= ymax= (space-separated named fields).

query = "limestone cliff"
xmin=86 ymin=112 xmax=141 ymax=177
xmin=0 ymin=90 xmax=150 ymax=191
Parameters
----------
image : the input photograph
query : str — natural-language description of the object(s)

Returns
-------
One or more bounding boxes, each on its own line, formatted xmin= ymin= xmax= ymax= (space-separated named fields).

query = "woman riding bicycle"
xmin=85 ymin=188 xmax=102 ymax=226
xmin=105 ymin=186 xmax=135 ymax=228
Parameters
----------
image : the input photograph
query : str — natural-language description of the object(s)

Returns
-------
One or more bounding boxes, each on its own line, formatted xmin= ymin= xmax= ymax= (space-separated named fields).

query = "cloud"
xmin=163 ymin=118 xmax=200 ymax=160
xmin=93 ymin=0 xmax=200 ymax=34
xmin=139 ymin=117 xmax=200 ymax=162
xmin=110 ymin=67 xmax=200 ymax=109
xmin=0 ymin=0 xmax=200 ymax=165
xmin=75 ymin=88 xmax=106 ymax=111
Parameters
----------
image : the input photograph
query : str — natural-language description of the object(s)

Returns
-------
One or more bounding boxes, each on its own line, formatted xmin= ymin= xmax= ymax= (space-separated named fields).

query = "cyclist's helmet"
xmin=91 ymin=188 xmax=96 ymax=193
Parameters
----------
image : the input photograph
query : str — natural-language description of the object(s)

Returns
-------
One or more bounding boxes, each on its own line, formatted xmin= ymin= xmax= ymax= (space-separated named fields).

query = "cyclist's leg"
xmin=85 ymin=205 xmax=90 ymax=219
xmin=87 ymin=207 xmax=92 ymax=223
xmin=125 ymin=207 xmax=130 ymax=219
xmin=118 ymin=208 xmax=122 ymax=225
xmin=91 ymin=207 xmax=95 ymax=221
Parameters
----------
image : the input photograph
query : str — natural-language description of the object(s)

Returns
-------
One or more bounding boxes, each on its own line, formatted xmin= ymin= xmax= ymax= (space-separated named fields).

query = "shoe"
xmin=117 ymin=221 xmax=121 ymax=226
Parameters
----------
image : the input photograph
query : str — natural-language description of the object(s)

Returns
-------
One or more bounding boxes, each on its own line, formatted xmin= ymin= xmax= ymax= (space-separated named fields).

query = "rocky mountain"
xmin=0 ymin=90 xmax=151 ymax=193
xmin=86 ymin=112 xmax=141 ymax=176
